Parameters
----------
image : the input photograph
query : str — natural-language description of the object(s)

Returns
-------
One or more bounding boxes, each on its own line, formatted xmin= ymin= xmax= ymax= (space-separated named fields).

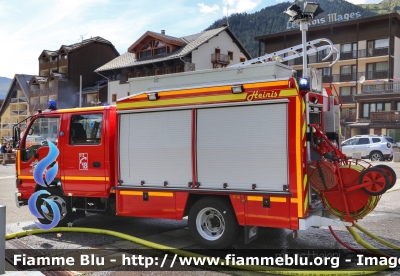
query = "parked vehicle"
xmin=341 ymin=135 xmax=398 ymax=161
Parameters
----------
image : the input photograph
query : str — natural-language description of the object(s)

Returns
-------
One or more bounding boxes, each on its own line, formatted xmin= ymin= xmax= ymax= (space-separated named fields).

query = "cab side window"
xmin=23 ymin=117 xmax=60 ymax=161
xmin=70 ymin=114 xmax=103 ymax=145
xmin=357 ymin=138 xmax=370 ymax=145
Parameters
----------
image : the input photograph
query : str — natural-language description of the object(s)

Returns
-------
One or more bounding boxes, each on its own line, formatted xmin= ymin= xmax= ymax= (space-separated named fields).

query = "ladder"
xmin=230 ymin=38 xmax=340 ymax=68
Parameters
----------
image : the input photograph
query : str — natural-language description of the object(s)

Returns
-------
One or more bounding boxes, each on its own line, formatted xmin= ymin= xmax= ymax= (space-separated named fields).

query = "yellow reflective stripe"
xmin=62 ymin=176 xmax=109 ymax=181
xmin=19 ymin=176 xmax=110 ymax=181
xmin=302 ymin=99 xmax=306 ymax=114
xmin=118 ymin=94 xmax=247 ymax=109
xmin=149 ymin=192 xmax=173 ymax=197
xmin=247 ymin=196 xmax=286 ymax=202
xmin=291 ymin=198 xmax=298 ymax=203
xmin=120 ymin=191 xmax=174 ymax=197
xmin=18 ymin=175 xmax=33 ymax=180
xmin=304 ymin=193 xmax=309 ymax=213
xmin=304 ymin=174 xmax=308 ymax=190
xmin=57 ymin=106 xmax=104 ymax=113
xmin=295 ymin=97 xmax=303 ymax=218
xmin=120 ymin=191 xmax=142 ymax=196
xmin=17 ymin=151 xmax=20 ymax=175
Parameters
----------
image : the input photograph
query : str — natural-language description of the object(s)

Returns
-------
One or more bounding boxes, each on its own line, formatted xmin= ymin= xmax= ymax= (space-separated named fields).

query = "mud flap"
xmin=244 ymin=226 xmax=258 ymax=244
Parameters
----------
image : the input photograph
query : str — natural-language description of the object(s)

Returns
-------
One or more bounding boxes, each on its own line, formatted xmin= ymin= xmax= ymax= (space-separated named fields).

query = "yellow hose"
xmin=6 ymin=227 xmax=388 ymax=275
xmin=353 ymin=223 xmax=400 ymax=250
xmin=346 ymin=226 xmax=389 ymax=257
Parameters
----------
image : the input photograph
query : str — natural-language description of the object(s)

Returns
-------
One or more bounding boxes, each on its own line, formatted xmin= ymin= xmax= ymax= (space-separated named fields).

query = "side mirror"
xmin=13 ymin=126 xmax=21 ymax=148
xmin=28 ymin=128 xmax=34 ymax=136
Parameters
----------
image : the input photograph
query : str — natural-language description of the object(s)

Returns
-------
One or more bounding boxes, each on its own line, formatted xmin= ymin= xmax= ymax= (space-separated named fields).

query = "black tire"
xmin=370 ymin=151 xmax=384 ymax=162
xmin=35 ymin=188 xmax=70 ymax=227
xmin=188 ymin=197 xmax=239 ymax=249
xmin=374 ymin=164 xmax=397 ymax=190
xmin=360 ymin=167 xmax=390 ymax=196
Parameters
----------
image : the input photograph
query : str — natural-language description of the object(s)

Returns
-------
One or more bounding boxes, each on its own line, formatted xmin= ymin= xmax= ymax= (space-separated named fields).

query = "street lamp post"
xmin=284 ymin=2 xmax=324 ymax=78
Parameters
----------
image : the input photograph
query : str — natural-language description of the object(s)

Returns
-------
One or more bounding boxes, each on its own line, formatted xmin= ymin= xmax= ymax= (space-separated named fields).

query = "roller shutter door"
xmin=196 ymin=103 xmax=288 ymax=191
xmin=119 ymin=110 xmax=192 ymax=187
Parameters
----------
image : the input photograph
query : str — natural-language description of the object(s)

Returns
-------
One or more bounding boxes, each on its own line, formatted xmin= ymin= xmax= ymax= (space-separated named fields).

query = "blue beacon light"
xmin=48 ymin=100 xmax=57 ymax=110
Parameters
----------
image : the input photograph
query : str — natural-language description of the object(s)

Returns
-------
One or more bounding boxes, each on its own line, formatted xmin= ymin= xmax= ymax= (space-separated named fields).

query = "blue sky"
xmin=0 ymin=0 xmax=381 ymax=79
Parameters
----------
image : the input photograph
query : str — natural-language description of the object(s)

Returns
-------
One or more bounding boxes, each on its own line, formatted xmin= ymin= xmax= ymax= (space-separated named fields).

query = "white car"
xmin=341 ymin=135 xmax=397 ymax=161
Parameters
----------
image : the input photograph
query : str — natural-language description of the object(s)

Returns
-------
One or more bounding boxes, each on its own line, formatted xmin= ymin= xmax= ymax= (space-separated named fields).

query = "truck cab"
xmin=14 ymin=105 xmax=117 ymax=225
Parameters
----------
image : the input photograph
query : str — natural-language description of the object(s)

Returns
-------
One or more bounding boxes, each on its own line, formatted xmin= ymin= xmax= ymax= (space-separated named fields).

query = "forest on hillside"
xmin=206 ymin=0 xmax=384 ymax=58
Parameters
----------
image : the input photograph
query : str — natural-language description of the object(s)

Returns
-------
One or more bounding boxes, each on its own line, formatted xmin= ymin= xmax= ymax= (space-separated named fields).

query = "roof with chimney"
xmin=95 ymin=26 xmax=251 ymax=72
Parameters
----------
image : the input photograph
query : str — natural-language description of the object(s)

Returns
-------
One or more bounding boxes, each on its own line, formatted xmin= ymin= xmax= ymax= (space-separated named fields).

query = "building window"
xmin=340 ymin=43 xmax=357 ymax=52
xmin=112 ymin=94 xmax=117 ymax=102
xmin=164 ymin=67 xmax=170 ymax=74
xmin=340 ymin=65 xmax=356 ymax=81
xmin=140 ymin=50 xmax=151 ymax=58
xmin=144 ymin=70 xmax=149 ymax=76
xmin=340 ymin=86 xmax=356 ymax=96
xmin=368 ymin=38 xmax=389 ymax=49
xmin=127 ymin=92 xmax=130 ymax=96
xmin=240 ymin=57 xmax=246 ymax=62
xmin=215 ymin=48 xmax=220 ymax=54
xmin=362 ymin=102 xmax=391 ymax=118
xmin=127 ymin=73 xmax=132 ymax=79
xmin=155 ymin=69 xmax=160 ymax=75
xmin=228 ymin=51 xmax=233 ymax=60
xmin=135 ymin=72 xmax=141 ymax=78
xmin=138 ymin=40 xmax=168 ymax=58
xmin=176 ymin=66 xmax=181 ymax=73
xmin=366 ymin=62 xmax=388 ymax=79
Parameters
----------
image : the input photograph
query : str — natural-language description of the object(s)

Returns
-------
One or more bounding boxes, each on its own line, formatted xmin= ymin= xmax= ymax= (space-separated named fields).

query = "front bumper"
xmin=14 ymin=191 xmax=27 ymax=208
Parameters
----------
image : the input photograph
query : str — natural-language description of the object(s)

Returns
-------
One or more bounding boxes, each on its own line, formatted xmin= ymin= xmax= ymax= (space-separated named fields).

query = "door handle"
xmin=93 ymin=162 xmax=101 ymax=168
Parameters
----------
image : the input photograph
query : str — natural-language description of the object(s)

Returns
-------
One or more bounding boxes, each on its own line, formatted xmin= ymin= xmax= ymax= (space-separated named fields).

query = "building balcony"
xmin=361 ymin=80 xmax=400 ymax=94
xmin=340 ymin=51 xmax=357 ymax=60
xmin=10 ymin=97 xmax=27 ymax=103
xmin=370 ymin=111 xmax=400 ymax=123
xmin=358 ymin=47 xmax=390 ymax=58
xmin=332 ymin=73 xmax=357 ymax=82
xmin=211 ymin=53 xmax=230 ymax=67
xmin=340 ymin=95 xmax=355 ymax=104
xmin=341 ymin=110 xmax=357 ymax=123
xmin=10 ymin=110 xmax=28 ymax=116
xmin=365 ymin=70 xmax=390 ymax=80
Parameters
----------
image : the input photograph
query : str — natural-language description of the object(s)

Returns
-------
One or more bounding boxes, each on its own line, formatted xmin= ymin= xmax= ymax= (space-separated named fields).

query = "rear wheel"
xmin=374 ymin=165 xmax=397 ymax=190
xmin=370 ymin=151 xmax=384 ymax=162
xmin=360 ymin=167 xmax=390 ymax=195
xmin=188 ymin=197 xmax=239 ymax=249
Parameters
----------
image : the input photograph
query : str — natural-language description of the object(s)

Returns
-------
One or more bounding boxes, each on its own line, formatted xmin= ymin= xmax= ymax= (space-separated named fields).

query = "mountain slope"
xmin=0 ymin=77 xmax=12 ymax=100
xmin=360 ymin=0 xmax=400 ymax=14
xmin=207 ymin=0 xmax=380 ymax=58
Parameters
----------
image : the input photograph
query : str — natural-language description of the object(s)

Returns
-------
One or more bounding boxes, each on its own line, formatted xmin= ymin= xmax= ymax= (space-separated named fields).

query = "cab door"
xmin=18 ymin=116 xmax=61 ymax=198
xmin=61 ymin=112 xmax=107 ymax=197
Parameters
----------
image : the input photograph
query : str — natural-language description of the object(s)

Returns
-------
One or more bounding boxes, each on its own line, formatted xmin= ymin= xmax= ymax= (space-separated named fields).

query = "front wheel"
xmin=188 ymin=197 xmax=239 ymax=249
xmin=35 ymin=189 xmax=69 ymax=227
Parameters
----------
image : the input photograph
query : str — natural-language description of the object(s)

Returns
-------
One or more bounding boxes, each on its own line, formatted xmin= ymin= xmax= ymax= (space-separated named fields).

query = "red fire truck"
xmin=13 ymin=42 xmax=395 ymax=249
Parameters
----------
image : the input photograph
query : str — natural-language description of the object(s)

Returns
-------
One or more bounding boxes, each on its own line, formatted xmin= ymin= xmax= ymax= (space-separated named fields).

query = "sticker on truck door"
xmin=79 ymin=153 xmax=88 ymax=170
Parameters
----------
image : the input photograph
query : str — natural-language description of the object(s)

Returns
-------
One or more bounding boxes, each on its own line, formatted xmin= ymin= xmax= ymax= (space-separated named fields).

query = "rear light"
xmin=387 ymin=143 xmax=391 ymax=148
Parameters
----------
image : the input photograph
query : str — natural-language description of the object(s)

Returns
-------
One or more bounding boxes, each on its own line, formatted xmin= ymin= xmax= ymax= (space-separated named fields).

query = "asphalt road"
xmin=2 ymin=160 xmax=400 ymax=274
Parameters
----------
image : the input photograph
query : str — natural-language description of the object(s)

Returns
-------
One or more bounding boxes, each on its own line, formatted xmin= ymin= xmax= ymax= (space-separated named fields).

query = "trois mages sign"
xmin=286 ymin=11 xmax=362 ymax=29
